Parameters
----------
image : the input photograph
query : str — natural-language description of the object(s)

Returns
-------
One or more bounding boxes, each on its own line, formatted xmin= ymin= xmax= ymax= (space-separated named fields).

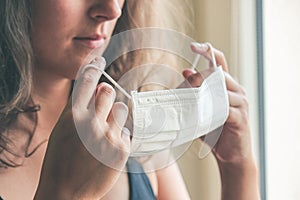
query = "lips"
xmin=74 ymin=34 xmax=106 ymax=49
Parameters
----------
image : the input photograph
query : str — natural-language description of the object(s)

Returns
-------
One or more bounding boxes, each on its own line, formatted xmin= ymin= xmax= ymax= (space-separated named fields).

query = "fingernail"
xmin=191 ymin=42 xmax=209 ymax=51
xmin=97 ymin=83 xmax=115 ymax=96
xmin=81 ymin=57 xmax=106 ymax=74
xmin=93 ymin=57 xmax=106 ymax=69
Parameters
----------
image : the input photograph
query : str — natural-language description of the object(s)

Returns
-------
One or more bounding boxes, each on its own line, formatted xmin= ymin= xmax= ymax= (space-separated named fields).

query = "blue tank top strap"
xmin=126 ymin=158 xmax=156 ymax=200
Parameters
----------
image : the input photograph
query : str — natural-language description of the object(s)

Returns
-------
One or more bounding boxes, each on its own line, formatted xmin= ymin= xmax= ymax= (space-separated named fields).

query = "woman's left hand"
xmin=181 ymin=43 xmax=259 ymax=200
xmin=182 ymin=42 xmax=254 ymax=166
xmin=181 ymin=43 xmax=260 ymax=200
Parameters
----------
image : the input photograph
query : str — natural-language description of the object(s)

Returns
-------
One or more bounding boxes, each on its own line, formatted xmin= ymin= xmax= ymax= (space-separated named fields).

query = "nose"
xmin=88 ymin=0 xmax=122 ymax=22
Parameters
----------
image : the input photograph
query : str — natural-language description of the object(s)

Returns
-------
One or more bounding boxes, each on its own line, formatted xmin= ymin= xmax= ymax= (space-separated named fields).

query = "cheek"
xmin=32 ymin=0 xmax=88 ymax=37
xmin=32 ymin=1 xmax=61 ymax=29
xmin=30 ymin=1 xmax=85 ymax=76
xmin=31 ymin=5 xmax=66 ymax=57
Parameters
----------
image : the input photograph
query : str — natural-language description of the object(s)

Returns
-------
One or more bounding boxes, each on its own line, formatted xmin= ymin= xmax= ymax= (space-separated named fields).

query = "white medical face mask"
xmin=130 ymin=66 xmax=229 ymax=156
xmin=86 ymin=46 xmax=229 ymax=157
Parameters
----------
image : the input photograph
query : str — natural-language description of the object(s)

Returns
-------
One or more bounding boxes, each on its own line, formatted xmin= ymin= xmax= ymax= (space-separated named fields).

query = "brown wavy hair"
xmin=0 ymin=0 xmax=35 ymax=124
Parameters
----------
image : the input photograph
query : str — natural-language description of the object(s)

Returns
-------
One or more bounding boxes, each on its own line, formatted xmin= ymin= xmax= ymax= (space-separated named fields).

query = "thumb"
xmin=182 ymin=69 xmax=196 ymax=79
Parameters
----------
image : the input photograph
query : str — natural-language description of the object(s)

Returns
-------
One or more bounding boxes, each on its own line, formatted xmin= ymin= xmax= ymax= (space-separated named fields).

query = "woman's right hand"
xmin=34 ymin=60 xmax=130 ymax=200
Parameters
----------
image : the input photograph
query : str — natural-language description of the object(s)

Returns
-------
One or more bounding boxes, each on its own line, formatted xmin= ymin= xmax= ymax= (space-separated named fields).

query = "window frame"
xmin=256 ymin=0 xmax=267 ymax=199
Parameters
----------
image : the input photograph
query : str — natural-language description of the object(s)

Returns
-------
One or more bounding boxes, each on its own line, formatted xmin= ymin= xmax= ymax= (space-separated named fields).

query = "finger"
xmin=177 ymin=69 xmax=197 ymax=88
xmin=179 ymin=68 xmax=215 ymax=88
xmin=72 ymin=57 xmax=106 ymax=109
xmin=107 ymin=102 xmax=129 ymax=134
xmin=228 ymin=91 xmax=247 ymax=107
xmin=224 ymin=72 xmax=246 ymax=94
xmin=184 ymin=72 xmax=205 ymax=87
xmin=226 ymin=107 xmax=242 ymax=125
xmin=213 ymin=48 xmax=229 ymax=72
xmin=94 ymin=83 xmax=116 ymax=120
xmin=191 ymin=42 xmax=209 ymax=55
xmin=182 ymin=69 xmax=195 ymax=79
xmin=226 ymin=107 xmax=248 ymax=128
xmin=191 ymin=42 xmax=229 ymax=72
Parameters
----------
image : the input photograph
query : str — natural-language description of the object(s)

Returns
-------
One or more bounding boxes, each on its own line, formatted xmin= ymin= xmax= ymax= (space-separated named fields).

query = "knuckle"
xmin=116 ymin=141 xmax=128 ymax=152
xmin=104 ymin=129 xmax=128 ymax=151
xmin=235 ymin=110 xmax=249 ymax=126
xmin=227 ymin=109 xmax=237 ymax=125
xmin=227 ymin=107 xmax=249 ymax=130
xmin=240 ymin=109 xmax=249 ymax=122
xmin=105 ymin=129 xmax=116 ymax=141
xmin=218 ymin=51 xmax=225 ymax=58
xmin=241 ymin=96 xmax=249 ymax=107
xmin=227 ymin=107 xmax=235 ymax=120
xmin=215 ymin=49 xmax=225 ymax=58
xmin=240 ymin=86 xmax=247 ymax=95
xmin=228 ymin=107 xmax=241 ymax=127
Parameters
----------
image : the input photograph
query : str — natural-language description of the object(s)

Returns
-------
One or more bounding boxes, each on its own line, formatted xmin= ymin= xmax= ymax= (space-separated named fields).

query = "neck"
xmin=32 ymin=70 xmax=72 ymax=135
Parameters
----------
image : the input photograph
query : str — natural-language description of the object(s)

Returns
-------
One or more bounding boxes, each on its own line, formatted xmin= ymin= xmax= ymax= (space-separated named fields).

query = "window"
xmin=178 ymin=1 xmax=299 ymax=199
xmin=264 ymin=0 xmax=300 ymax=199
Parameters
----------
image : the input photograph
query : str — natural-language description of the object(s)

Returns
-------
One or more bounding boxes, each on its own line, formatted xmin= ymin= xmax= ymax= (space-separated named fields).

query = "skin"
xmin=0 ymin=0 xmax=259 ymax=199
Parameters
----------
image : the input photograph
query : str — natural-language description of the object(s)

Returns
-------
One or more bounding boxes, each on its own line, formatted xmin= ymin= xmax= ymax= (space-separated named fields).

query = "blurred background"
xmin=174 ymin=0 xmax=300 ymax=200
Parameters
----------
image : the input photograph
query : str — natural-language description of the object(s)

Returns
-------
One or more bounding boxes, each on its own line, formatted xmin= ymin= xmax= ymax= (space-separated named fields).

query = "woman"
xmin=0 ymin=0 xmax=260 ymax=199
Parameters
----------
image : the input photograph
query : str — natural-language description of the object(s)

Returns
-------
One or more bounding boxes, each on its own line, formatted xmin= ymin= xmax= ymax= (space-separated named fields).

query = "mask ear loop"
xmin=191 ymin=54 xmax=201 ymax=71
xmin=206 ymin=43 xmax=218 ymax=70
xmin=191 ymin=42 xmax=218 ymax=71
xmin=86 ymin=57 xmax=132 ymax=100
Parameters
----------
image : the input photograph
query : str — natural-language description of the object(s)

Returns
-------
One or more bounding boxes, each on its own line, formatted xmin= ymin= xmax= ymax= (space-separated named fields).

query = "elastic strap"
xmin=206 ymin=43 xmax=218 ymax=70
xmin=84 ymin=62 xmax=132 ymax=100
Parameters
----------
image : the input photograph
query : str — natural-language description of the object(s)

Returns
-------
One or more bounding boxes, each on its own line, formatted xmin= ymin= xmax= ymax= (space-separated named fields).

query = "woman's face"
xmin=31 ymin=0 xmax=125 ymax=79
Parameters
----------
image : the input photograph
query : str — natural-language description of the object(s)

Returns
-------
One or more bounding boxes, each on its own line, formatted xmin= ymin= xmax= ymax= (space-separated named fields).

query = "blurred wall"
xmin=176 ymin=1 xmax=237 ymax=200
